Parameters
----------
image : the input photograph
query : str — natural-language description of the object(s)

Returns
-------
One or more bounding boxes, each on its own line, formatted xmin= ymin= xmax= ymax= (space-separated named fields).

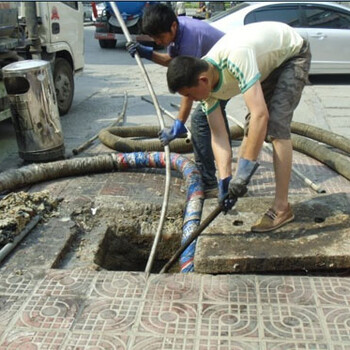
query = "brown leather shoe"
xmin=251 ymin=204 xmax=294 ymax=233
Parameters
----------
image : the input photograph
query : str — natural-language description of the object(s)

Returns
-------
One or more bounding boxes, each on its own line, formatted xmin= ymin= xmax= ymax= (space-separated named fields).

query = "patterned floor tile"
xmin=258 ymin=276 xmax=316 ymax=305
xmin=313 ymin=277 xmax=350 ymax=306
xmin=332 ymin=343 xmax=350 ymax=350
xmin=0 ymin=269 xmax=40 ymax=296
xmin=264 ymin=342 xmax=329 ymax=349
xmin=198 ymin=338 xmax=259 ymax=350
xmin=30 ymin=178 xmax=71 ymax=198
xmin=0 ymin=295 xmax=27 ymax=328
xmin=322 ymin=307 xmax=350 ymax=342
xmin=72 ymin=298 xmax=140 ymax=333
xmin=138 ymin=300 xmax=198 ymax=337
xmin=262 ymin=305 xmax=325 ymax=341
xmin=202 ymin=275 xmax=257 ymax=304
xmin=131 ymin=335 xmax=196 ymax=350
xmin=90 ymin=271 xmax=146 ymax=299
xmin=35 ymin=269 xmax=95 ymax=297
xmin=145 ymin=274 xmax=202 ymax=302
xmin=15 ymin=295 xmax=82 ymax=330
xmin=66 ymin=332 xmax=129 ymax=349
xmin=0 ymin=329 xmax=67 ymax=349
xmin=199 ymin=303 xmax=258 ymax=339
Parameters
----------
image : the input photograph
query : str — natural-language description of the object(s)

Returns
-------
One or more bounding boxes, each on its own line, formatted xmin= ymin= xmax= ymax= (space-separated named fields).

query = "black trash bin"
xmin=3 ymin=59 xmax=65 ymax=162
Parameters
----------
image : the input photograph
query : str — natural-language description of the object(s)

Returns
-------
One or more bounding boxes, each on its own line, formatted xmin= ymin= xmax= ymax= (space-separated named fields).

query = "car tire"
xmin=99 ymin=39 xmax=117 ymax=49
xmin=53 ymin=58 xmax=74 ymax=116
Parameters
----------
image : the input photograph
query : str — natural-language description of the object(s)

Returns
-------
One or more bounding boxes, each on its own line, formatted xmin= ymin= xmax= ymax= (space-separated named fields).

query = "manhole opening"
xmin=94 ymin=226 xmax=180 ymax=273
xmin=92 ymin=203 xmax=184 ymax=273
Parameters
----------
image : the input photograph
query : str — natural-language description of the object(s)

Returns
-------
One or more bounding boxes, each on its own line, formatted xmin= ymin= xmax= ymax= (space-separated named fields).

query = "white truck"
xmin=0 ymin=2 xmax=84 ymax=121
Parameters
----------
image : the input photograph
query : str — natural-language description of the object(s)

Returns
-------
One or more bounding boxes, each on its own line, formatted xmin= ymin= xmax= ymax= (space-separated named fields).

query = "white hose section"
xmin=109 ymin=2 xmax=171 ymax=276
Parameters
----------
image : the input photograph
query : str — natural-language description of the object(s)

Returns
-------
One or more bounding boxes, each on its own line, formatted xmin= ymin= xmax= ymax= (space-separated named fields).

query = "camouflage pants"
xmin=244 ymin=39 xmax=311 ymax=140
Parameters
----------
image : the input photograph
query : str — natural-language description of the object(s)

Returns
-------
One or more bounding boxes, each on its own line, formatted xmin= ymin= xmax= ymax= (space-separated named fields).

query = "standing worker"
xmin=126 ymin=3 xmax=229 ymax=198
xmin=165 ymin=22 xmax=311 ymax=232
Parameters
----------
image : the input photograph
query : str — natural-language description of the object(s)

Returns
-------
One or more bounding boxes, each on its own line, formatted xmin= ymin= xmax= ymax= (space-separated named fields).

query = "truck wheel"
xmin=99 ymin=39 xmax=116 ymax=49
xmin=53 ymin=58 xmax=74 ymax=116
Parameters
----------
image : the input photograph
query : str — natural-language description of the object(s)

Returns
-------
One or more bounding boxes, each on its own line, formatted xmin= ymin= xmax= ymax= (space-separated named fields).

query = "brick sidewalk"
xmin=0 ymin=268 xmax=350 ymax=348
xmin=0 ymin=141 xmax=350 ymax=348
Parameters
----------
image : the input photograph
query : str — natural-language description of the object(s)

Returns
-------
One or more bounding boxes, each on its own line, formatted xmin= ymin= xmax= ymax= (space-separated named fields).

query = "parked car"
xmin=207 ymin=1 xmax=350 ymax=74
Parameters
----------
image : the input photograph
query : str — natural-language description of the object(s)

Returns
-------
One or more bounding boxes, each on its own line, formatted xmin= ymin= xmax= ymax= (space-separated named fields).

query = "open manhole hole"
xmin=60 ymin=201 xmax=185 ymax=273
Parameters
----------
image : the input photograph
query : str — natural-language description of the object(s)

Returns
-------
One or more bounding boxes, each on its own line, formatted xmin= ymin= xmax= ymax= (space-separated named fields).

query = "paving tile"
xmin=130 ymin=335 xmax=197 ymax=349
xmin=137 ymin=300 xmax=198 ymax=337
xmin=89 ymin=271 xmax=146 ymax=299
xmin=199 ymin=303 xmax=259 ymax=339
xmin=35 ymin=269 xmax=96 ymax=297
xmin=201 ymin=275 xmax=257 ymax=304
xmin=0 ymin=295 xmax=27 ymax=328
xmin=261 ymin=305 xmax=325 ymax=341
xmin=313 ymin=277 xmax=350 ymax=306
xmin=145 ymin=273 xmax=202 ymax=302
xmin=321 ymin=307 xmax=350 ymax=342
xmin=257 ymin=276 xmax=316 ymax=305
xmin=264 ymin=342 xmax=329 ymax=349
xmin=72 ymin=298 xmax=140 ymax=333
xmin=64 ymin=179 xmax=106 ymax=197
xmin=197 ymin=339 xmax=259 ymax=350
xmin=15 ymin=295 xmax=82 ymax=330
xmin=332 ymin=344 xmax=350 ymax=350
xmin=30 ymin=178 xmax=71 ymax=198
xmin=66 ymin=332 xmax=130 ymax=349
xmin=0 ymin=269 xmax=40 ymax=296
xmin=0 ymin=329 xmax=67 ymax=350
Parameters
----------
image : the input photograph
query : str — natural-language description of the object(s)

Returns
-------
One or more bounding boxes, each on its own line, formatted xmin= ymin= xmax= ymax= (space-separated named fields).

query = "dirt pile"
xmin=0 ymin=191 xmax=60 ymax=248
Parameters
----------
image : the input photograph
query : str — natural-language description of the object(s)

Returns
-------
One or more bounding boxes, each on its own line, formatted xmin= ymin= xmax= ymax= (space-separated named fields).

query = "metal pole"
xmin=0 ymin=215 xmax=41 ymax=264
xmin=109 ymin=2 xmax=172 ymax=277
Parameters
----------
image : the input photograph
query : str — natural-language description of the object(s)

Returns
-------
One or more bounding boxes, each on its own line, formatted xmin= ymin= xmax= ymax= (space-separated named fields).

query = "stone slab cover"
xmin=195 ymin=194 xmax=350 ymax=274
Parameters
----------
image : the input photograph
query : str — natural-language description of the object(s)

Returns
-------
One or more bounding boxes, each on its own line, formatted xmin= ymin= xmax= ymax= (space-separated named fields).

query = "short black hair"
xmin=142 ymin=3 xmax=178 ymax=36
xmin=167 ymin=56 xmax=209 ymax=93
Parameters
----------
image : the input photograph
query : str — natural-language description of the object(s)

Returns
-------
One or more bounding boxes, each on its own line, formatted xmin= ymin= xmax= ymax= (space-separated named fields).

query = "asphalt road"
xmin=1 ymin=25 xmax=350 ymax=171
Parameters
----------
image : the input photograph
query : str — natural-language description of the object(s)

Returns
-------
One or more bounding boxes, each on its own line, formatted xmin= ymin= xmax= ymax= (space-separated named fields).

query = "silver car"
xmin=207 ymin=1 xmax=350 ymax=74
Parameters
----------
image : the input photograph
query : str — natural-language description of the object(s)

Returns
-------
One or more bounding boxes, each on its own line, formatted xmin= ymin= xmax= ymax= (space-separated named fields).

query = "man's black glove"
xmin=229 ymin=158 xmax=259 ymax=198
xmin=126 ymin=41 xmax=153 ymax=60
xmin=218 ymin=176 xmax=237 ymax=214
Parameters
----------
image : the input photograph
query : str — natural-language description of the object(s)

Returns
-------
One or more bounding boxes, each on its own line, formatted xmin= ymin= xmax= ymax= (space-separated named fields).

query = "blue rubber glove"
xmin=159 ymin=119 xmax=187 ymax=146
xmin=126 ymin=41 xmax=153 ymax=60
xmin=229 ymin=158 xmax=259 ymax=198
xmin=218 ymin=176 xmax=237 ymax=214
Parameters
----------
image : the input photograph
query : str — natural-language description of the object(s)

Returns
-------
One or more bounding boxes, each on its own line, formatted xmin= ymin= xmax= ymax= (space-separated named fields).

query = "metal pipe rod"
xmin=0 ymin=215 xmax=41 ymax=264
xmin=109 ymin=2 xmax=171 ymax=277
